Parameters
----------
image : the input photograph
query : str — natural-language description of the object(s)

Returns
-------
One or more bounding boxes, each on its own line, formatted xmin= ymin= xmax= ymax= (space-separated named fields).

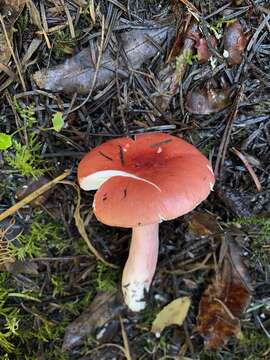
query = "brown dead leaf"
xmin=197 ymin=238 xmax=252 ymax=349
xmin=33 ymin=23 xmax=175 ymax=94
xmin=186 ymin=84 xmax=231 ymax=114
xmin=196 ymin=36 xmax=217 ymax=63
xmin=186 ymin=211 xmax=221 ymax=237
xmin=224 ymin=20 xmax=249 ymax=66
xmin=0 ymin=0 xmax=26 ymax=71
xmin=62 ymin=291 xmax=124 ymax=351
xmin=233 ymin=0 xmax=245 ymax=4
xmin=151 ymin=297 xmax=191 ymax=337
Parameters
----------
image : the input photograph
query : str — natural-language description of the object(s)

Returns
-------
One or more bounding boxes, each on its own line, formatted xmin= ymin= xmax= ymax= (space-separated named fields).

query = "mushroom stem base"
xmin=122 ymin=223 xmax=159 ymax=312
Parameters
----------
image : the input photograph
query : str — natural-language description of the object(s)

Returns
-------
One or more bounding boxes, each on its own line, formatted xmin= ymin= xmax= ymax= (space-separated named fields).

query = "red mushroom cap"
xmin=78 ymin=133 xmax=215 ymax=227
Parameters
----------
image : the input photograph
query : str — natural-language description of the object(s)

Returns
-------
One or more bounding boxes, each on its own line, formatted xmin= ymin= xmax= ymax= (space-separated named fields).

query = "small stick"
xmin=69 ymin=16 xmax=106 ymax=113
xmin=0 ymin=15 xmax=26 ymax=91
xmin=119 ymin=316 xmax=132 ymax=360
xmin=61 ymin=0 xmax=75 ymax=38
xmin=231 ymin=147 xmax=262 ymax=192
xmin=177 ymin=0 xmax=200 ymax=20
xmin=0 ymin=170 xmax=71 ymax=222
xmin=214 ymin=85 xmax=244 ymax=176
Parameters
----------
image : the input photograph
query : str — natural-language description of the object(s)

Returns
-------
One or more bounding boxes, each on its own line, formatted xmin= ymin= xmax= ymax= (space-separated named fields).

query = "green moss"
xmin=17 ymin=10 xmax=29 ymax=34
xmin=0 ymin=269 xmax=93 ymax=358
xmin=5 ymin=135 xmax=45 ymax=179
xmin=0 ymin=274 xmax=20 ymax=353
xmin=233 ymin=216 xmax=270 ymax=267
xmin=14 ymin=101 xmax=37 ymax=128
xmin=141 ymin=305 xmax=159 ymax=327
xmin=95 ymin=262 xmax=118 ymax=291
xmin=53 ymin=30 xmax=76 ymax=58
xmin=208 ymin=17 xmax=236 ymax=40
xmin=175 ymin=48 xmax=198 ymax=74
xmin=8 ymin=213 xmax=63 ymax=261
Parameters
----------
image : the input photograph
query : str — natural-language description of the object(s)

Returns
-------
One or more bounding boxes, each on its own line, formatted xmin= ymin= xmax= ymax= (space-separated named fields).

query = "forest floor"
xmin=0 ymin=0 xmax=270 ymax=359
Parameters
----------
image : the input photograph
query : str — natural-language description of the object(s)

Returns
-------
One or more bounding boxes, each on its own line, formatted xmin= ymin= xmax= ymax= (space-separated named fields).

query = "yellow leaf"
xmin=151 ymin=297 xmax=191 ymax=336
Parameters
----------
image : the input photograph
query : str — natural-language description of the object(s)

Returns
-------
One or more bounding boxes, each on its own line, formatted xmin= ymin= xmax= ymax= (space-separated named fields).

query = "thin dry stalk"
xmin=0 ymin=14 xmax=26 ymax=91
xmin=69 ymin=15 xmax=106 ymax=113
xmin=231 ymin=147 xmax=262 ymax=192
xmin=0 ymin=170 xmax=70 ymax=222
xmin=60 ymin=180 xmax=117 ymax=269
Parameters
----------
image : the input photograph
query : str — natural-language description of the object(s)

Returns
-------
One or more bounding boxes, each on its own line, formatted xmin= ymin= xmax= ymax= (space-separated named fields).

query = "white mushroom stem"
xmin=122 ymin=223 xmax=159 ymax=312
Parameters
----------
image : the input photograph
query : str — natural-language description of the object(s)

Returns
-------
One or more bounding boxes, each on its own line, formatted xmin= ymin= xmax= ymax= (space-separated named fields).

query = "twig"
xmin=119 ymin=316 xmax=132 ymax=360
xmin=0 ymin=170 xmax=71 ymax=222
xmin=177 ymin=0 xmax=200 ymax=21
xmin=231 ymin=147 xmax=262 ymax=192
xmin=69 ymin=16 xmax=106 ymax=113
xmin=214 ymin=85 xmax=244 ymax=177
xmin=61 ymin=0 xmax=75 ymax=38
xmin=0 ymin=15 xmax=26 ymax=91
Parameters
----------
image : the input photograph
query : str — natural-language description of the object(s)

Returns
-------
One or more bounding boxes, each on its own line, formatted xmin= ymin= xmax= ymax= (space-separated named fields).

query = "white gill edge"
xmin=79 ymin=169 xmax=161 ymax=192
xmin=206 ymin=164 xmax=215 ymax=191
xmin=207 ymin=164 xmax=214 ymax=176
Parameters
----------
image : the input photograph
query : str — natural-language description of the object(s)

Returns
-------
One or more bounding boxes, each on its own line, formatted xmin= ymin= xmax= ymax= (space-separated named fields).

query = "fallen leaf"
xmin=186 ymin=84 xmax=231 ymax=114
xmin=196 ymin=36 xmax=217 ymax=63
xmin=224 ymin=20 xmax=249 ymax=66
xmin=186 ymin=211 xmax=221 ymax=237
xmin=233 ymin=0 xmax=245 ymax=4
xmin=0 ymin=132 xmax=12 ymax=150
xmin=52 ymin=112 xmax=64 ymax=132
xmin=62 ymin=291 xmax=124 ymax=350
xmin=0 ymin=0 xmax=26 ymax=72
xmin=33 ymin=23 xmax=175 ymax=94
xmin=151 ymin=297 xmax=191 ymax=337
xmin=197 ymin=238 xmax=252 ymax=349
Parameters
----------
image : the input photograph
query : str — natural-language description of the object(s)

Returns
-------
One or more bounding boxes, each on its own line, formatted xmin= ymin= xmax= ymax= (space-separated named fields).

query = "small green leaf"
xmin=0 ymin=133 xmax=12 ymax=150
xmin=52 ymin=112 xmax=64 ymax=132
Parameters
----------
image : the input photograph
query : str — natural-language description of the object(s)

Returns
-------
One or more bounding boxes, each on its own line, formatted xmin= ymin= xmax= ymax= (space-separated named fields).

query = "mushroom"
xmin=77 ymin=132 xmax=215 ymax=311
